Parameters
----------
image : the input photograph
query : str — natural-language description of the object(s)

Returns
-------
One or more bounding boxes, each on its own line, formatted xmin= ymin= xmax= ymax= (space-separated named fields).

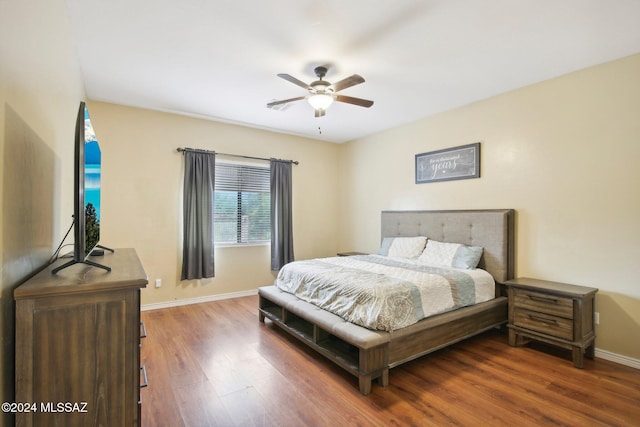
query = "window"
xmin=214 ymin=161 xmax=270 ymax=245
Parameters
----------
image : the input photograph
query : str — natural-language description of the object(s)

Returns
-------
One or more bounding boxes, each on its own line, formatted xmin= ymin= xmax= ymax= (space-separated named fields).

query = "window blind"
xmin=214 ymin=162 xmax=270 ymax=244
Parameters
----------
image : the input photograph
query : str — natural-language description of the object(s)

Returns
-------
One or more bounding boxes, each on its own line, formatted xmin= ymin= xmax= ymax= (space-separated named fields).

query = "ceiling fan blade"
xmin=267 ymin=96 xmax=306 ymax=108
xmin=335 ymin=95 xmax=374 ymax=108
xmin=330 ymin=74 xmax=365 ymax=92
xmin=277 ymin=73 xmax=310 ymax=90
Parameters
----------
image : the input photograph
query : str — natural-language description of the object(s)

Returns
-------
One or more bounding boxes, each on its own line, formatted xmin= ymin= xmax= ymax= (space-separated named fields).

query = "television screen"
xmin=83 ymin=107 xmax=101 ymax=255
xmin=52 ymin=102 xmax=111 ymax=275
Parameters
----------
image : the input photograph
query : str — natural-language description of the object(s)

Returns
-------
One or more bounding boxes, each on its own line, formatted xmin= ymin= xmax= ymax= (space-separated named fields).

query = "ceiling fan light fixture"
xmin=270 ymin=66 xmax=372 ymax=116
xmin=307 ymin=93 xmax=334 ymax=111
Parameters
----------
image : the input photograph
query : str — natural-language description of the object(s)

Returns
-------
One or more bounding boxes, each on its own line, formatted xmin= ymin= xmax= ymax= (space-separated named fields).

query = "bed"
xmin=259 ymin=209 xmax=515 ymax=394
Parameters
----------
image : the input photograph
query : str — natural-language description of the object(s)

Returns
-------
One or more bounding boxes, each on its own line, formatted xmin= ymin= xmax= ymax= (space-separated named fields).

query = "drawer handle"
xmin=528 ymin=295 xmax=558 ymax=304
xmin=140 ymin=365 xmax=148 ymax=388
xmin=140 ymin=321 xmax=147 ymax=339
xmin=529 ymin=314 xmax=558 ymax=326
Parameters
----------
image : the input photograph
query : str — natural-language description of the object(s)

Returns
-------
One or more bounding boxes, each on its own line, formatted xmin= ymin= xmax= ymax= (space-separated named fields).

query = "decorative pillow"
xmin=418 ymin=240 xmax=483 ymax=269
xmin=377 ymin=236 xmax=427 ymax=259
xmin=451 ymin=245 xmax=483 ymax=269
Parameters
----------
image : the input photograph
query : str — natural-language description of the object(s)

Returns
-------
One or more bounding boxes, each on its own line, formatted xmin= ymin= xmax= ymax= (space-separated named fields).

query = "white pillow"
xmin=418 ymin=240 xmax=460 ymax=266
xmin=418 ymin=240 xmax=483 ymax=269
xmin=377 ymin=236 xmax=427 ymax=259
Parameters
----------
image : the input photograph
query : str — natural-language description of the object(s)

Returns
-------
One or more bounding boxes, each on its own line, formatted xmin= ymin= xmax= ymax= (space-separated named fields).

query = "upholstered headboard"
xmin=381 ymin=209 xmax=515 ymax=284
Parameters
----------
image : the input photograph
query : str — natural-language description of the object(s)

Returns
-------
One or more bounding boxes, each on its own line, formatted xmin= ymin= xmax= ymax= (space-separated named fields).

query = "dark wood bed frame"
xmin=259 ymin=209 xmax=515 ymax=394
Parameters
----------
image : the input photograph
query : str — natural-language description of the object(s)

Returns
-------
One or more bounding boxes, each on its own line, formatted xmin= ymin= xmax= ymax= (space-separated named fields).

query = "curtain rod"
xmin=176 ymin=147 xmax=299 ymax=165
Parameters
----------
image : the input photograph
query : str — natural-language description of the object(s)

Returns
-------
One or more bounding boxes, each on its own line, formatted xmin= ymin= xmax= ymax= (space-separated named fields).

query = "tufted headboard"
xmin=381 ymin=209 xmax=515 ymax=284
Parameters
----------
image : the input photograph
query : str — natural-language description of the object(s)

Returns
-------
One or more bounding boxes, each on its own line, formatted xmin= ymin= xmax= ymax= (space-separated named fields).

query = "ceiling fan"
xmin=267 ymin=66 xmax=374 ymax=117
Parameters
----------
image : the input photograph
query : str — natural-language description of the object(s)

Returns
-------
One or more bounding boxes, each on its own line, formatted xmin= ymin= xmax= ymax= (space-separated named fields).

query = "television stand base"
xmin=51 ymin=246 xmax=115 ymax=275
xmin=52 ymin=258 xmax=111 ymax=274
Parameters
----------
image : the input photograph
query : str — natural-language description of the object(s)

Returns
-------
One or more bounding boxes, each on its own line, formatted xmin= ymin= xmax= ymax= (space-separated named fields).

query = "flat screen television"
xmin=53 ymin=102 xmax=112 ymax=274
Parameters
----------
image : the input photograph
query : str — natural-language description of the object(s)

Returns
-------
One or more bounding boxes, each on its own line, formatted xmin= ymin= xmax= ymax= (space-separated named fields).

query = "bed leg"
xmin=378 ymin=368 xmax=389 ymax=387
xmin=358 ymin=376 xmax=372 ymax=395
xmin=259 ymin=311 xmax=265 ymax=323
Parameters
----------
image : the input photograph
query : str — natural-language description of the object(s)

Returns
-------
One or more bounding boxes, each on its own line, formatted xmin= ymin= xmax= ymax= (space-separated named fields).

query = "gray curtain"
xmin=181 ymin=150 xmax=216 ymax=280
xmin=270 ymin=159 xmax=294 ymax=270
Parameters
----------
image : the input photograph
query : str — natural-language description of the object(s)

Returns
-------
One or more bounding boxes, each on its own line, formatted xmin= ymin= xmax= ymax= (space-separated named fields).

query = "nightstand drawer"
xmin=506 ymin=277 xmax=598 ymax=368
xmin=513 ymin=289 xmax=573 ymax=318
xmin=514 ymin=308 xmax=573 ymax=340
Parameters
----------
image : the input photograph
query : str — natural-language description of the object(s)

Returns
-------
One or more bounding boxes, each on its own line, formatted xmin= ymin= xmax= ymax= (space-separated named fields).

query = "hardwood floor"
xmin=140 ymin=295 xmax=640 ymax=426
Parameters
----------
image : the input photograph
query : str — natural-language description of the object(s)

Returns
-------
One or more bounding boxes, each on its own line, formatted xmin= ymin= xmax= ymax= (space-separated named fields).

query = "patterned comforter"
xmin=274 ymin=255 xmax=495 ymax=331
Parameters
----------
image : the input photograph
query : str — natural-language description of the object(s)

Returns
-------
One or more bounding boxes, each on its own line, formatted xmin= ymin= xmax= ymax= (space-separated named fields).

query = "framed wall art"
xmin=415 ymin=142 xmax=480 ymax=184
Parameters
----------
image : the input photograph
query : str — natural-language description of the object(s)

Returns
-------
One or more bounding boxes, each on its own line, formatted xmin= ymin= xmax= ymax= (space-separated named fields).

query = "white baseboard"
xmin=141 ymin=289 xmax=258 ymax=311
xmin=142 ymin=293 xmax=640 ymax=371
xmin=595 ymin=348 xmax=640 ymax=370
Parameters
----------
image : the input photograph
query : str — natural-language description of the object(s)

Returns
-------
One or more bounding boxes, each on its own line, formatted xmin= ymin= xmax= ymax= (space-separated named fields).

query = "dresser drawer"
xmin=514 ymin=308 xmax=573 ymax=340
xmin=513 ymin=289 xmax=573 ymax=318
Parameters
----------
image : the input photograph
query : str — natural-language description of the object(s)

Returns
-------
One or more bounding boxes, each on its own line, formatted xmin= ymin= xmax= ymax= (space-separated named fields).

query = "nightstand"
xmin=337 ymin=252 xmax=367 ymax=256
xmin=505 ymin=277 xmax=598 ymax=368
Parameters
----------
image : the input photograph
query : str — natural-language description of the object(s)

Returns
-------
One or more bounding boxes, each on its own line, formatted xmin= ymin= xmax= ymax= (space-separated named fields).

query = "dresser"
xmin=14 ymin=248 xmax=147 ymax=427
xmin=506 ymin=277 xmax=597 ymax=368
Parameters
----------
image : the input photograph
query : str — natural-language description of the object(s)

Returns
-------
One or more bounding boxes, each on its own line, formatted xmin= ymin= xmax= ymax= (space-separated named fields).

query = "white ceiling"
xmin=65 ymin=0 xmax=640 ymax=143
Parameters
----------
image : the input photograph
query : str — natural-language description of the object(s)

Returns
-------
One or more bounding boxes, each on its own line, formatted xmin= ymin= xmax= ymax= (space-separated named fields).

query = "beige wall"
xmin=337 ymin=54 xmax=640 ymax=359
xmin=0 ymin=0 xmax=86 ymax=423
xmin=86 ymin=102 xmax=340 ymax=306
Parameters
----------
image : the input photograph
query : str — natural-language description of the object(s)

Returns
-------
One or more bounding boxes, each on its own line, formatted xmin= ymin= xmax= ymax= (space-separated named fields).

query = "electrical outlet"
xmin=155 ymin=278 xmax=162 ymax=288
xmin=594 ymin=311 xmax=600 ymax=325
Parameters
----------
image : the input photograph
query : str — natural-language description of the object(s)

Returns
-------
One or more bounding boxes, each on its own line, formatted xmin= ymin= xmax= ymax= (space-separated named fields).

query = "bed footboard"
xmin=259 ymin=286 xmax=508 ymax=395
xmin=258 ymin=286 xmax=389 ymax=395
